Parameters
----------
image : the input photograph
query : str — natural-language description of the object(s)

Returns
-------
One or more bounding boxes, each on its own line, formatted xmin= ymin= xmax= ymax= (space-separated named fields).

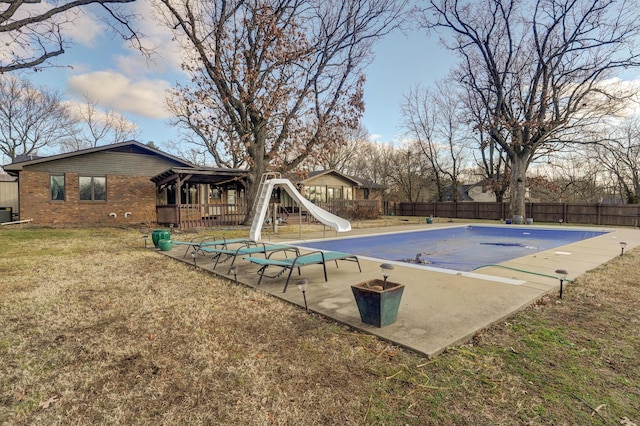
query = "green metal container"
xmin=351 ymin=280 xmax=404 ymax=327
xmin=151 ymin=229 xmax=170 ymax=248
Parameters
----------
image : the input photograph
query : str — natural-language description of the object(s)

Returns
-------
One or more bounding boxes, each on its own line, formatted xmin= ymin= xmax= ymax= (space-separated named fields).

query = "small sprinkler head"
xmin=229 ymin=266 xmax=239 ymax=285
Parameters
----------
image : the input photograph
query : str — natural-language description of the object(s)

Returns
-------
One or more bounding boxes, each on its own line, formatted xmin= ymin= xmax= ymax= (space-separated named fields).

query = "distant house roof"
xmin=443 ymin=184 xmax=474 ymax=202
xmin=3 ymin=140 xmax=196 ymax=173
xmin=14 ymin=154 xmax=44 ymax=163
xmin=303 ymin=169 xmax=386 ymax=190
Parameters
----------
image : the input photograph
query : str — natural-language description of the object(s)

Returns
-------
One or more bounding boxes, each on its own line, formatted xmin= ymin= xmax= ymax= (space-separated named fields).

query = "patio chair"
xmin=244 ymin=250 xmax=361 ymax=293
xmin=201 ymin=242 xmax=300 ymax=274
xmin=173 ymin=236 xmax=252 ymax=258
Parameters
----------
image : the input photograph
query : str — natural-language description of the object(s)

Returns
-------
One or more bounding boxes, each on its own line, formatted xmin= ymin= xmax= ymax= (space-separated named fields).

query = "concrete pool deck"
xmin=162 ymin=222 xmax=640 ymax=358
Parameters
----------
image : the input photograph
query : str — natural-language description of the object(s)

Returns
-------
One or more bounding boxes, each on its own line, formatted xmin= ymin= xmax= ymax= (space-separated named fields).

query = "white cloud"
xmin=114 ymin=0 xmax=186 ymax=76
xmin=63 ymin=8 xmax=106 ymax=47
xmin=368 ymin=133 xmax=384 ymax=141
xmin=67 ymin=71 xmax=172 ymax=119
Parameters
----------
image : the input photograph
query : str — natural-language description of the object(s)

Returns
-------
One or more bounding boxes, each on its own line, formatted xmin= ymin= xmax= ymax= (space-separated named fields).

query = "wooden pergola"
xmin=151 ymin=167 xmax=249 ymax=228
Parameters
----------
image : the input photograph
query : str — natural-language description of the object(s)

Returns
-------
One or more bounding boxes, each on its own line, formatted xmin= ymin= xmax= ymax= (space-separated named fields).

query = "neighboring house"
xmin=292 ymin=169 xmax=385 ymax=204
xmin=269 ymin=169 xmax=385 ymax=219
xmin=3 ymin=141 xmax=197 ymax=226
xmin=442 ymin=182 xmax=498 ymax=202
xmin=0 ymin=171 xmax=18 ymax=222
xmin=466 ymin=184 xmax=498 ymax=202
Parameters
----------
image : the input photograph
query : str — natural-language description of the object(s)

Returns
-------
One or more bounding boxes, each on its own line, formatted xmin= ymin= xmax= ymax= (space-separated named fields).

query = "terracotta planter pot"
xmin=351 ymin=279 xmax=404 ymax=327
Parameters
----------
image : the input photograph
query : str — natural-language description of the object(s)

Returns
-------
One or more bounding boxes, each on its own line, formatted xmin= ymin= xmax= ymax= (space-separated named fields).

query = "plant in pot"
xmin=351 ymin=263 xmax=404 ymax=327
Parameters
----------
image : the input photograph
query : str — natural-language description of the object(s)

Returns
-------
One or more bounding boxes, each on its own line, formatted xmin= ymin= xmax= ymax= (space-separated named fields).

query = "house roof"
xmin=3 ymin=140 xmax=196 ymax=172
xmin=150 ymin=166 xmax=248 ymax=186
xmin=303 ymin=169 xmax=386 ymax=190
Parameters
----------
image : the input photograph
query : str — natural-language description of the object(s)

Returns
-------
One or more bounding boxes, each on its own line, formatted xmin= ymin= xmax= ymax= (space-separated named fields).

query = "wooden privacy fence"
xmin=387 ymin=202 xmax=640 ymax=227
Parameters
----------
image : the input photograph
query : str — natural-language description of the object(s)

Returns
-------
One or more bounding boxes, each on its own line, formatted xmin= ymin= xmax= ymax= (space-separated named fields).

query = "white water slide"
xmin=249 ymin=178 xmax=351 ymax=241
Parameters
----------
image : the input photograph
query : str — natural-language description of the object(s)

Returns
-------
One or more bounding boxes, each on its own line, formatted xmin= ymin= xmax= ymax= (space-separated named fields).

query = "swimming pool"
xmin=296 ymin=225 xmax=609 ymax=272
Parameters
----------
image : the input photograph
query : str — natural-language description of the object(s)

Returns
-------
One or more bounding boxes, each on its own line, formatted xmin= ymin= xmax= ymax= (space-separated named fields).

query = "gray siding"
xmin=0 ymin=181 xmax=18 ymax=212
xmin=26 ymin=151 xmax=181 ymax=176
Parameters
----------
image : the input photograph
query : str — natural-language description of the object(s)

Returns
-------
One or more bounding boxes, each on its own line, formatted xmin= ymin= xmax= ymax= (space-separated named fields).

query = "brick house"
xmin=3 ymin=141 xmax=197 ymax=226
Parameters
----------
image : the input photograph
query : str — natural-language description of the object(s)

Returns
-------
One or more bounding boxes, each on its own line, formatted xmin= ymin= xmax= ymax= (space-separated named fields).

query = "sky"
xmin=14 ymin=1 xmax=455 ymax=160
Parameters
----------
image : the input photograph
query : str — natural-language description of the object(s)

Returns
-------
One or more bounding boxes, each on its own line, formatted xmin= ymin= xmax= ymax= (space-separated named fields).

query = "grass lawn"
xmin=0 ymin=226 xmax=638 ymax=425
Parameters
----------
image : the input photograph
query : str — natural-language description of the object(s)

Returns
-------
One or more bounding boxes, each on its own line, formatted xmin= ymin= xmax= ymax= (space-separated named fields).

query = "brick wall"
xmin=19 ymin=171 xmax=156 ymax=226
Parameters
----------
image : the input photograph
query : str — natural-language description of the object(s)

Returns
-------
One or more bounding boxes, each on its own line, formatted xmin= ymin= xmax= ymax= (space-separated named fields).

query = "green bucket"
xmin=158 ymin=239 xmax=174 ymax=251
xmin=152 ymin=229 xmax=171 ymax=248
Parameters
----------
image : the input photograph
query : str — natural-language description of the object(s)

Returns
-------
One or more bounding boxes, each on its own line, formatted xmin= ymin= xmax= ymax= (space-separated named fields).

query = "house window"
xmin=79 ymin=176 xmax=106 ymax=201
xmin=50 ymin=175 xmax=65 ymax=201
xmin=306 ymin=186 xmax=327 ymax=203
xmin=344 ymin=187 xmax=353 ymax=200
xmin=209 ymin=185 xmax=221 ymax=200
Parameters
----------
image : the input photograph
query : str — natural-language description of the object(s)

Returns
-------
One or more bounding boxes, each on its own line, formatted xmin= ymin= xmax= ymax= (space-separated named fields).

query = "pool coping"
xmin=162 ymin=222 xmax=640 ymax=358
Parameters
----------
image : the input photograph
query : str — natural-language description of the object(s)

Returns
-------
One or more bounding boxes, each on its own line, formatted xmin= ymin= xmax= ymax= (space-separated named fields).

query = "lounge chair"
xmin=173 ymin=236 xmax=252 ymax=258
xmin=201 ymin=242 xmax=300 ymax=273
xmin=244 ymin=250 xmax=361 ymax=293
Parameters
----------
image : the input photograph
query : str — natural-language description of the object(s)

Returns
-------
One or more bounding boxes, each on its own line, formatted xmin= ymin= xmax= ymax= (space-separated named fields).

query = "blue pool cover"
xmin=296 ymin=226 xmax=608 ymax=272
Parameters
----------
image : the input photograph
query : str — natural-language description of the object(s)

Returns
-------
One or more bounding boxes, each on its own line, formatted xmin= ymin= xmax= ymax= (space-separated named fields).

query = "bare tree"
xmin=166 ymin=84 xmax=247 ymax=169
xmin=0 ymin=0 xmax=144 ymax=73
xmin=386 ymin=141 xmax=433 ymax=202
xmin=340 ymin=138 xmax=396 ymax=195
xmin=0 ymin=75 xmax=77 ymax=162
xmin=461 ymin=80 xmax=511 ymax=202
xmin=156 ymin=0 xmax=407 ymax=223
xmin=528 ymin=151 xmax=607 ymax=203
xmin=60 ymin=93 xmax=140 ymax=151
xmin=309 ymin=123 xmax=370 ymax=173
xmin=591 ymin=117 xmax=640 ymax=203
xmin=422 ymin=0 xmax=640 ymax=217
xmin=400 ymin=82 xmax=470 ymax=201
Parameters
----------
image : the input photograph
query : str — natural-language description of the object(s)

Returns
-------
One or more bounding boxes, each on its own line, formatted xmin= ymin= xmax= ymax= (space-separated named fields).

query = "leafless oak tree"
xmin=0 ymin=75 xmax=76 ymax=162
xmin=0 ymin=0 xmax=142 ymax=73
xmin=156 ymin=0 xmax=407 ymax=222
xmin=422 ymin=0 xmax=640 ymax=216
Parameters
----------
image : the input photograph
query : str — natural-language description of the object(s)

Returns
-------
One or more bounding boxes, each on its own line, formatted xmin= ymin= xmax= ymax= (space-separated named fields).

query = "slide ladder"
xmin=250 ymin=172 xmax=281 ymax=241
xmin=249 ymin=174 xmax=351 ymax=241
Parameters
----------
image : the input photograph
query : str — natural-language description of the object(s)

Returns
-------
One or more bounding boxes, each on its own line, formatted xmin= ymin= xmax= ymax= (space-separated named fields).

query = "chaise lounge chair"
xmin=244 ymin=250 xmax=361 ymax=293
xmin=201 ymin=242 xmax=300 ymax=273
xmin=173 ymin=236 xmax=252 ymax=258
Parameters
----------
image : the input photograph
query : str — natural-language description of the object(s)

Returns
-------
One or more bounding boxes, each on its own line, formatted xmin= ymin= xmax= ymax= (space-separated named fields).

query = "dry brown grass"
xmin=0 ymin=225 xmax=638 ymax=425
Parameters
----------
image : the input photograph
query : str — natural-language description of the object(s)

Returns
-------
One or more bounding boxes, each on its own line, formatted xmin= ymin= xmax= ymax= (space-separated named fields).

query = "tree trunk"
xmin=242 ymin=130 xmax=269 ymax=226
xmin=509 ymin=153 xmax=528 ymax=218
